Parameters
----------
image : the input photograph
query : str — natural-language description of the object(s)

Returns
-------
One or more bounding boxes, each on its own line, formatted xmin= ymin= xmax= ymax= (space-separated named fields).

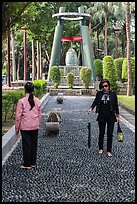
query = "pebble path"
xmin=2 ymin=96 xmax=135 ymax=202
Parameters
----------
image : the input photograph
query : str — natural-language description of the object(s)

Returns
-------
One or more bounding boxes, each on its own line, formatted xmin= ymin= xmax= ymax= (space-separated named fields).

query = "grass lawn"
xmin=117 ymin=95 xmax=135 ymax=111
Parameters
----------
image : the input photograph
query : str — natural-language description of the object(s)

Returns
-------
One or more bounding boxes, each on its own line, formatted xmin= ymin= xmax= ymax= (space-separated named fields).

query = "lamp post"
xmin=21 ymin=26 xmax=28 ymax=81
xmin=113 ymin=27 xmax=121 ymax=59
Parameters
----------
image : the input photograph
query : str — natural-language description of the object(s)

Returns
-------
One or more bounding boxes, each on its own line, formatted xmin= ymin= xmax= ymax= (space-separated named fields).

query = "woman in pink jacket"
xmin=15 ymin=82 xmax=42 ymax=170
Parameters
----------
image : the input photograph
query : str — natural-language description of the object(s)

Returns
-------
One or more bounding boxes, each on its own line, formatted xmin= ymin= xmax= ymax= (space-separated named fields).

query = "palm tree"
xmin=87 ymin=2 xmax=118 ymax=56
xmin=126 ymin=2 xmax=132 ymax=96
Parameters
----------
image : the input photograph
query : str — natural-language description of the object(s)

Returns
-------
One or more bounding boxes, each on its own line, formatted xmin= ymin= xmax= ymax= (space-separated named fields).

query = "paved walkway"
xmin=2 ymin=96 xmax=135 ymax=202
xmin=119 ymin=106 xmax=135 ymax=128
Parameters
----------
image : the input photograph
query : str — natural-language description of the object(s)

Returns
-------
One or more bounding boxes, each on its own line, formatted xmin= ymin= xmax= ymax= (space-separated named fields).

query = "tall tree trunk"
xmin=7 ymin=30 xmax=11 ymax=87
xmin=97 ymin=30 xmax=100 ymax=58
xmin=104 ymin=11 xmax=108 ymax=56
xmin=37 ymin=40 xmax=40 ymax=80
xmin=39 ymin=43 xmax=42 ymax=79
xmin=126 ymin=2 xmax=132 ymax=96
xmin=11 ymin=31 xmax=16 ymax=81
xmin=45 ymin=50 xmax=50 ymax=64
xmin=32 ymin=40 xmax=35 ymax=81
xmin=122 ymin=22 xmax=126 ymax=58
xmin=17 ymin=58 xmax=20 ymax=80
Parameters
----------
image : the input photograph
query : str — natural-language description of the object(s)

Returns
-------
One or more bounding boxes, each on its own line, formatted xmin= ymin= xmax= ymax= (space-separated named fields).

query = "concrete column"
xmin=47 ymin=7 xmax=65 ymax=81
xmin=78 ymin=6 xmax=86 ymax=67
xmin=80 ymin=25 xmax=96 ymax=81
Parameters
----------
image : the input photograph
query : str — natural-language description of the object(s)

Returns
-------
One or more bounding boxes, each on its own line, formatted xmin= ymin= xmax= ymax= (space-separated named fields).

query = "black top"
xmin=91 ymin=90 xmax=119 ymax=122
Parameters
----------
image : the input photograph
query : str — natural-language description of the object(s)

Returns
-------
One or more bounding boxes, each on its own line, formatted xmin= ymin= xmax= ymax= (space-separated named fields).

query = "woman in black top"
xmin=87 ymin=79 xmax=120 ymax=157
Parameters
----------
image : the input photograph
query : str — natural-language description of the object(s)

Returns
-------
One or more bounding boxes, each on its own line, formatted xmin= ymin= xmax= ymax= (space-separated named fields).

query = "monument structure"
xmin=47 ymin=6 xmax=96 ymax=86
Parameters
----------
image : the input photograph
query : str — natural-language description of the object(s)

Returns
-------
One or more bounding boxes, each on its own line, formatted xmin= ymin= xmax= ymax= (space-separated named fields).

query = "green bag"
xmin=117 ymin=123 xmax=123 ymax=142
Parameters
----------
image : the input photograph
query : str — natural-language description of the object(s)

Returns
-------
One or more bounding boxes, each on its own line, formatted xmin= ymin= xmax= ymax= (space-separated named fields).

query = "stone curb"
xmin=118 ymin=102 xmax=135 ymax=116
xmin=2 ymin=93 xmax=50 ymax=163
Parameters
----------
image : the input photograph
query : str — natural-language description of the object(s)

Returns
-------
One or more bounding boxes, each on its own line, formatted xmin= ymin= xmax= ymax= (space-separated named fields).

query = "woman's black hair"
xmin=99 ymin=79 xmax=110 ymax=90
xmin=24 ymin=82 xmax=35 ymax=110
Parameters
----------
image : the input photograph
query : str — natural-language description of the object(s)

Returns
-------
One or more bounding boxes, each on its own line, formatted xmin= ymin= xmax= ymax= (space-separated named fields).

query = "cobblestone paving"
xmin=2 ymin=96 xmax=135 ymax=202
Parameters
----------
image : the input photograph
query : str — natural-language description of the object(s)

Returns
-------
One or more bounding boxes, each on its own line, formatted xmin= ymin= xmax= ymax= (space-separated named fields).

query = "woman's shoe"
xmin=98 ymin=149 xmax=103 ymax=155
xmin=20 ymin=165 xmax=32 ymax=170
xmin=106 ymin=152 xmax=113 ymax=157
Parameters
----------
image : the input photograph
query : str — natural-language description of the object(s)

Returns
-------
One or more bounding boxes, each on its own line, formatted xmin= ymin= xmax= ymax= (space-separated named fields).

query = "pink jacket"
xmin=15 ymin=93 xmax=42 ymax=131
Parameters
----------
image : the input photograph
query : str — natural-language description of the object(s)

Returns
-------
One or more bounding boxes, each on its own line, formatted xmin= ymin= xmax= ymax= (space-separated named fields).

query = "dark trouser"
xmin=98 ymin=121 xmax=115 ymax=152
xmin=20 ymin=129 xmax=38 ymax=167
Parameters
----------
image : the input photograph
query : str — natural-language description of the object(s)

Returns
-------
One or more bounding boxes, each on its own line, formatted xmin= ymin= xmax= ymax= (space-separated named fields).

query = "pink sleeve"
xmin=38 ymin=103 xmax=42 ymax=124
xmin=15 ymin=100 xmax=23 ymax=131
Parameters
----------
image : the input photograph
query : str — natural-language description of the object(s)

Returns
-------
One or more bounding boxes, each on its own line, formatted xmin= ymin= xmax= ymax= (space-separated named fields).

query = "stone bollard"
xmin=45 ymin=112 xmax=61 ymax=135
xmin=56 ymin=93 xmax=64 ymax=104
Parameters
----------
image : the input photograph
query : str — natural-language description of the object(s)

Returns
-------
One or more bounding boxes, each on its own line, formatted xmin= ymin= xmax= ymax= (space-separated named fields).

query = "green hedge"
xmin=103 ymin=56 xmax=118 ymax=91
xmin=114 ymin=58 xmax=124 ymax=81
xmin=2 ymin=80 xmax=47 ymax=123
xmin=94 ymin=59 xmax=103 ymax=79
xmin=49 ymin=66 xmax=61 ymax=88
xmin=67 ymin=72 xmax=74 ymax=89
xmin=80 ymin=67 xmax=92 ymax=89
xmin=122 ymin=57 xmax=135 ymax=83
xmin=32 ymin=79 xmax=47 ymax=97
xmin=2 ymin=89 xmax=24 ymax=122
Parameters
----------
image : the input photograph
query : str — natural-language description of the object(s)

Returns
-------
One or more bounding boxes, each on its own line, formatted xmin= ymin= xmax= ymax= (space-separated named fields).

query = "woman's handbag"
xmin=117 ymin=122 xmax=124 ymax=142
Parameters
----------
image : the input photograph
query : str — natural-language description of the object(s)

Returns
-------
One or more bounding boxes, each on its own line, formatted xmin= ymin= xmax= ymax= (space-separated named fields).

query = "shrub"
xmin=49 ymin=66 xmax=61 ymax=88
xmin=2 ymin=89 xmax=24 ymax=122
xmin=94 ymin=59 xmax=103 ymax=80
xmin=33 ymin=79 xmax=47 ymax=97
xmin=122 ymin=57 xmax=135 ymax=83
xmin=103 ymin=56 xmax=118 ymax=91
xmin=114 ymin=58 xmax=124 ymax=81
xmin=67 ymin=72 xmax=74 ymax=89
xmin=2 ymin=93 xmax=13 ymax=122
xmin=80 ymin=67 xmax=92 ymax=89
